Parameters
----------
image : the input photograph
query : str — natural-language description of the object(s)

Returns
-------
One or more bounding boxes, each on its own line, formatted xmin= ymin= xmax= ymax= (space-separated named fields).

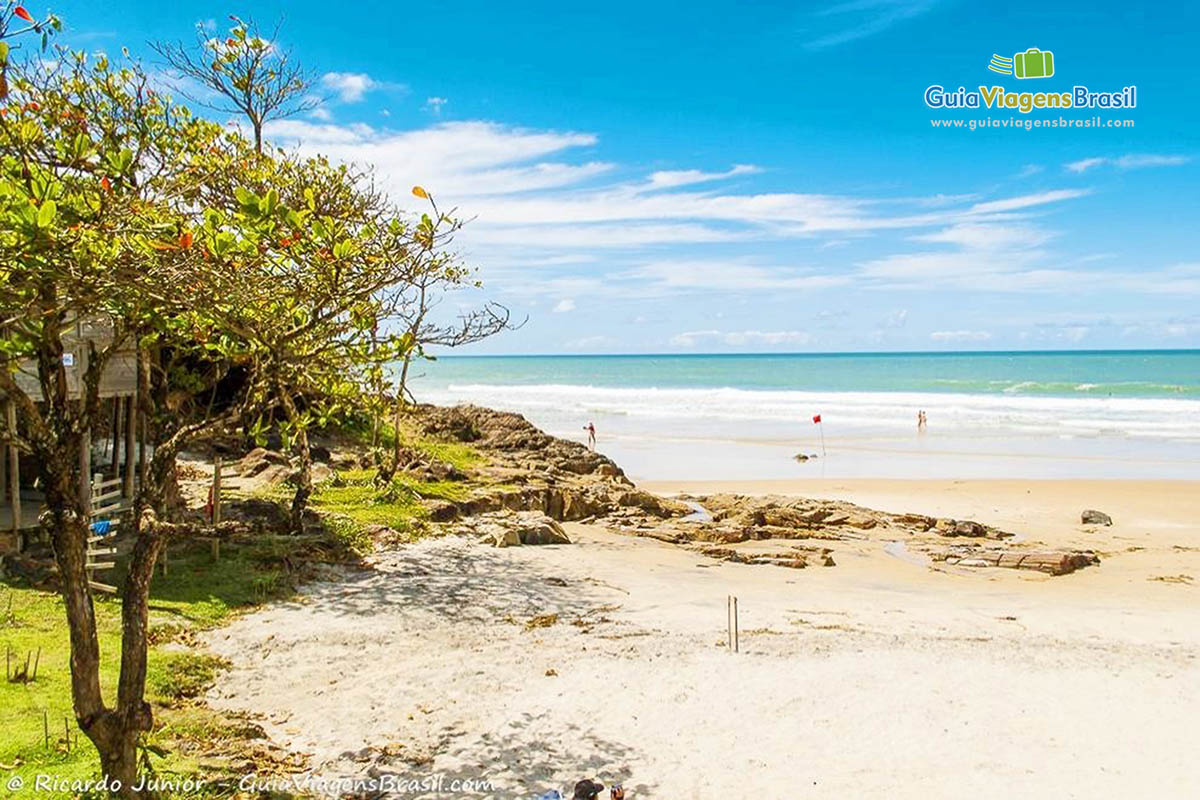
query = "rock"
xmin=427 ymin=500 xmax=459 ymax=522
xmin=1081 ymin=509 xmax=1112 ymax=526
xmin=309 ymin=444 xmax=333 ymax=463
xmin=952 ymin=520 xmax=987 ymax=537
xmin=238 ymin=447 xmax=289 ymax=477
xmin=893 ymin=513 xmax=936 ymax=531
xmin=472 ymin=512 xmax=571 ymax=547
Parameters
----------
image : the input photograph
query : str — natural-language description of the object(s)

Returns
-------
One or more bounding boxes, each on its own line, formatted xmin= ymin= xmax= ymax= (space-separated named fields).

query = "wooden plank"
xmin=86 ymin=547 xmax=117 ymax=556
xmin=89 ymin=502 xmax=125 ymax=518
xmin=92 ymin=488 xmax=123 ymax=504
xmin=88 ymin=581 xmax=117 ymax=594
xmin=85 ymin=561 xmax=116 ymax=571
xmin=93 ymin=477 xmax=123 ymax=491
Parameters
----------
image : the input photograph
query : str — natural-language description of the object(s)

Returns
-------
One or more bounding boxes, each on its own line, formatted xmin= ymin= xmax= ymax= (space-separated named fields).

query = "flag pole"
xmin=819 ymin=421 xmax=826 ymax=457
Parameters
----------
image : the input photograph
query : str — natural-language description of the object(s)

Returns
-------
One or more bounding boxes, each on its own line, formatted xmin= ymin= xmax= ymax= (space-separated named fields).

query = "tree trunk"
xmin=95 ymin=727 xmax=141 ymax=797
xmin=375 ymin=356 xmax=413 ymax=487
xmin=278 ymin=390 xmax=312 ymax=533
xmin=43 ymin=448 xmax=145 ymax=797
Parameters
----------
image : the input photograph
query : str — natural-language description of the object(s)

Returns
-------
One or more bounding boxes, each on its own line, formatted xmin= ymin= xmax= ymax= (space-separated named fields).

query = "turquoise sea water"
xmin=415 ymin=351 xmax=1200 ymax=480
xmin=418 ymin=351 xmax=1200 ymax=398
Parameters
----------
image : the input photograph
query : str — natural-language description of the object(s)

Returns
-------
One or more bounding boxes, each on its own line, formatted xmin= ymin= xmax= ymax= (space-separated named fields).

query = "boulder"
xmin=238 ymin=447 xmax=290 ymax=477
xmin=952 ymin=520 xmax=988 ymax=537
xmin=473 ymin=512 xmax=571 ymax=547
xmin=1081 ymin=509 xmax=1112 ymax=526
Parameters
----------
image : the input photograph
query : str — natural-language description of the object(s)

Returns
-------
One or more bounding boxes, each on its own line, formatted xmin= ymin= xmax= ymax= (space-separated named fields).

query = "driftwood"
xmin=932 ymin=549 xmax=1099 ymax=576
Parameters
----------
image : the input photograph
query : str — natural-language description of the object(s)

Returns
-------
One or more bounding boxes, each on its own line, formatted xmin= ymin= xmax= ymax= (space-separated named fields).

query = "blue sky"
xmin=41 ymin=0 xmax=1200 ymax=352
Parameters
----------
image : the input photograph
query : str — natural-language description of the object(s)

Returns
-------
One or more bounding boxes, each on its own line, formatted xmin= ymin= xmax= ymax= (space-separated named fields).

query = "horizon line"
xmin=434 ymin=347 xmax=1200 ymax=358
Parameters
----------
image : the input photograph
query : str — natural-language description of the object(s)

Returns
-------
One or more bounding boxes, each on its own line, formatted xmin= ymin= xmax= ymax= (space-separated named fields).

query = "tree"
xmin=373 ymin=188 xmax=512 ymax=485
xmin=2 ymin=14 xmax=514 ymax=792
xmin=0 ymin=49 xmax=232 ymax=793
xmin=151 ymin=16 xmax=316 ymax=154
xmin=0 ymin=1 xmax=61 ymax=99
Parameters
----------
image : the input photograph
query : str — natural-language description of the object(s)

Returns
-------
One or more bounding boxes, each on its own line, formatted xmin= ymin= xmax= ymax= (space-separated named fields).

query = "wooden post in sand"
xmin=211 ymin=455 xmax=222 ymax=526
xmin=727 ymin=595 xmax=740 ymax=653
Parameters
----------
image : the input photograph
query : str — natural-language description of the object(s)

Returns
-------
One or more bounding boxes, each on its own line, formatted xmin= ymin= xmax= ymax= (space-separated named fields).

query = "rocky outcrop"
xmin=931 ymin=547 xmax=1099 ymax=576
xmin=413 ymin=404 xmax=630 ymax=482
xmin=408 ymin=405 xmax=689 ymax=526
xmin=1081 ymin=509 xmax=1113 ymax=526
xmin=460 ymin=512 xmax=572 ymax=547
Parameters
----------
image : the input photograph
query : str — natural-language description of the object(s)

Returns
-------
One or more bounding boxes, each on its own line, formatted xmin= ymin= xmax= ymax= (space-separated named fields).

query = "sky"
xmin=36 ymin=0 xmax=1200 ymax=353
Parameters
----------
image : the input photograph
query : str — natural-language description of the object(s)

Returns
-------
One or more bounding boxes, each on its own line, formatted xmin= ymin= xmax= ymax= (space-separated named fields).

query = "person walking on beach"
xmin=917 ymin=410 xmax=927 ymax=432
xmin=584 ymin=422 xmax=596 ymax=450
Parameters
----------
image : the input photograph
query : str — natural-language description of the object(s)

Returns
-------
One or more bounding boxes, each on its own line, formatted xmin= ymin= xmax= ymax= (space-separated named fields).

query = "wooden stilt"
xmin=109 ymin=398 xmax=122 ymax=474
xmin=5 ymin=400 xmax=18 ymax=536
xmin=137 ymin=407 xmax=147 ymax=485
xmin=212 ymin=455 xmax=222 ymax=525
xmin=123 ymin=393 xmax=137 ymax=498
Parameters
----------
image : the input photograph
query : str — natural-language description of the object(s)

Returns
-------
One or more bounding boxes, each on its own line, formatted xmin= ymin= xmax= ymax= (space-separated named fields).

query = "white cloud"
xmin=633 ymin=260 xmax=849 ymax=292
xmin=552 ymin=298 xmax=576 ymax=313
xmin=644 ymin=164 xmax=761 ymax=190
xmin=320 ymin=72 xmax=397 ymax=103
xmin=1065 ymin=153 xmax=1190 ymax=173
xmin=805 ymin=0 xmax=937 ymax=49
xmin=966 ymin=189 xmax=1089 ymax=214
xmin=261 ymin=117 xmax=1105 ymax=261
xmin=564 ymin=335 xmax=616 ymax=350
xmin=670 ymin=329 xmax=813 ymax=347
xmin=424 ymin=96 xmax=448 ymax=115
xmin=929 ymin=330 xmax=992 ymax=343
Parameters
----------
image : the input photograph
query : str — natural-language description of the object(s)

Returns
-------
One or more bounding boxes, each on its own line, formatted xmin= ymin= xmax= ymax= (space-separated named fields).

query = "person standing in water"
xmin=584 ymin=422 xmax=596 ymax=450
xmin=917 ymin=410 xmax=927 ymax=432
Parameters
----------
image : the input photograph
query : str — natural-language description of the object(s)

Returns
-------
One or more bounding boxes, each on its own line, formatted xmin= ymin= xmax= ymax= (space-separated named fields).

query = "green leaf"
xmin=36 ymin=200 xmax=57 ymax=228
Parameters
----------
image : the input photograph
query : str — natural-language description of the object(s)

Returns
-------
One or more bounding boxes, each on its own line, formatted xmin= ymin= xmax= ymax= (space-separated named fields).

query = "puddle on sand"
xmin=884 ymin=539 xmax=932 ymax=567
xmin=680 ymin=500 xmax=713 ymax=523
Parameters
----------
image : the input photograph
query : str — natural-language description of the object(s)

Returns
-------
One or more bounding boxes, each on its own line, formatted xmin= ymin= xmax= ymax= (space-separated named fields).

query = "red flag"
xmin=812 ymin=414 xmax=821 ymax=424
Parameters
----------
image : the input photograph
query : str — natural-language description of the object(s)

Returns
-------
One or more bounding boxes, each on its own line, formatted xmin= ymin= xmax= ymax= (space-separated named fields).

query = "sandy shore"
xmin=205 ymin=480 xmax=1199 ymax=798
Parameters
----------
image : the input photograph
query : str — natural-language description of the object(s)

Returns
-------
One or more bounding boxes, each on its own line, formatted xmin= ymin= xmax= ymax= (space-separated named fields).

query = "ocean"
xmin=412 ymin=351 xmax=1200 ymax=481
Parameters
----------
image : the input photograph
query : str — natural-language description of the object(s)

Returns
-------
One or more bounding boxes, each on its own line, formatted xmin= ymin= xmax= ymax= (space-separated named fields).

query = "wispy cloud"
xmin=552 ymin=298 xmax=576 ymax=313
xmin=1064 ymin=153 xmax=1191 ymax=173
xmin=320 ymin=72 xmax=406 ymax=103
xmin=644 ymin=164 xmax=761 ymax=190
xmin=929 ymin=330 xmax=992 ymax=343
xmin=424 ymin=96 xmax=448 ymax=115
xmin=670 ymin=329 xmax=814 ymax=348
xmin=805 ymin=0 xmax=938 ymax=49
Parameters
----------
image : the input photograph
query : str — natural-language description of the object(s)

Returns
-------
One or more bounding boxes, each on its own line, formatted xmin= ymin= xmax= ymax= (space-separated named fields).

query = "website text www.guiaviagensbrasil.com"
xmin=930 ymin=116 xmax=1134 ymax=131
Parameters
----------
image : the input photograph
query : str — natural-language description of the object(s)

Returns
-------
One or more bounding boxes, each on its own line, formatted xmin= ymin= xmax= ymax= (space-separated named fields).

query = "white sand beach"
xmin=205 ymin=478 xmax=1200 ymax=798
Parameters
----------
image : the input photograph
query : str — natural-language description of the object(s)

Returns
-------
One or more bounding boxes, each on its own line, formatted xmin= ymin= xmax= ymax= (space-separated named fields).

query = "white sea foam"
xmin=427 ymin=382 xmax=1200 ymax=443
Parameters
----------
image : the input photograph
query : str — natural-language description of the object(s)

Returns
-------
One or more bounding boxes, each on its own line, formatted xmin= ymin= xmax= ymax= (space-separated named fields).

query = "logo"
xmin=924 ymin=45 xmax=1136 ymax=114
xmin=989 ymin=48 xmax=1056 ymax=79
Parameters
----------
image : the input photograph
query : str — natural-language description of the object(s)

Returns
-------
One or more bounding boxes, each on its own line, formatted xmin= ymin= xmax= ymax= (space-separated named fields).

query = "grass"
xmin=299 ymin=468 xmax=472 ymax=546
xmin=1 ymin=421 xmax=488 ymax=796
xmin=0 ymin=535 xmax=309 ymax=798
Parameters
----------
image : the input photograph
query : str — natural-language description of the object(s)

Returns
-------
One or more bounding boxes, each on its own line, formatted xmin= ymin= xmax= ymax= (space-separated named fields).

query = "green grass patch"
xmin=302 ymin=467 xmax=474 ymax=546
xmin=1 ymin=537 xmax=309 ymax=797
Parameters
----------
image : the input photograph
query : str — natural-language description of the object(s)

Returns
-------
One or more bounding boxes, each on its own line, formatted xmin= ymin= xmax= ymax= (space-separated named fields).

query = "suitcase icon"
xmin=1013 ymin=48 xmax=1054 ymax=79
